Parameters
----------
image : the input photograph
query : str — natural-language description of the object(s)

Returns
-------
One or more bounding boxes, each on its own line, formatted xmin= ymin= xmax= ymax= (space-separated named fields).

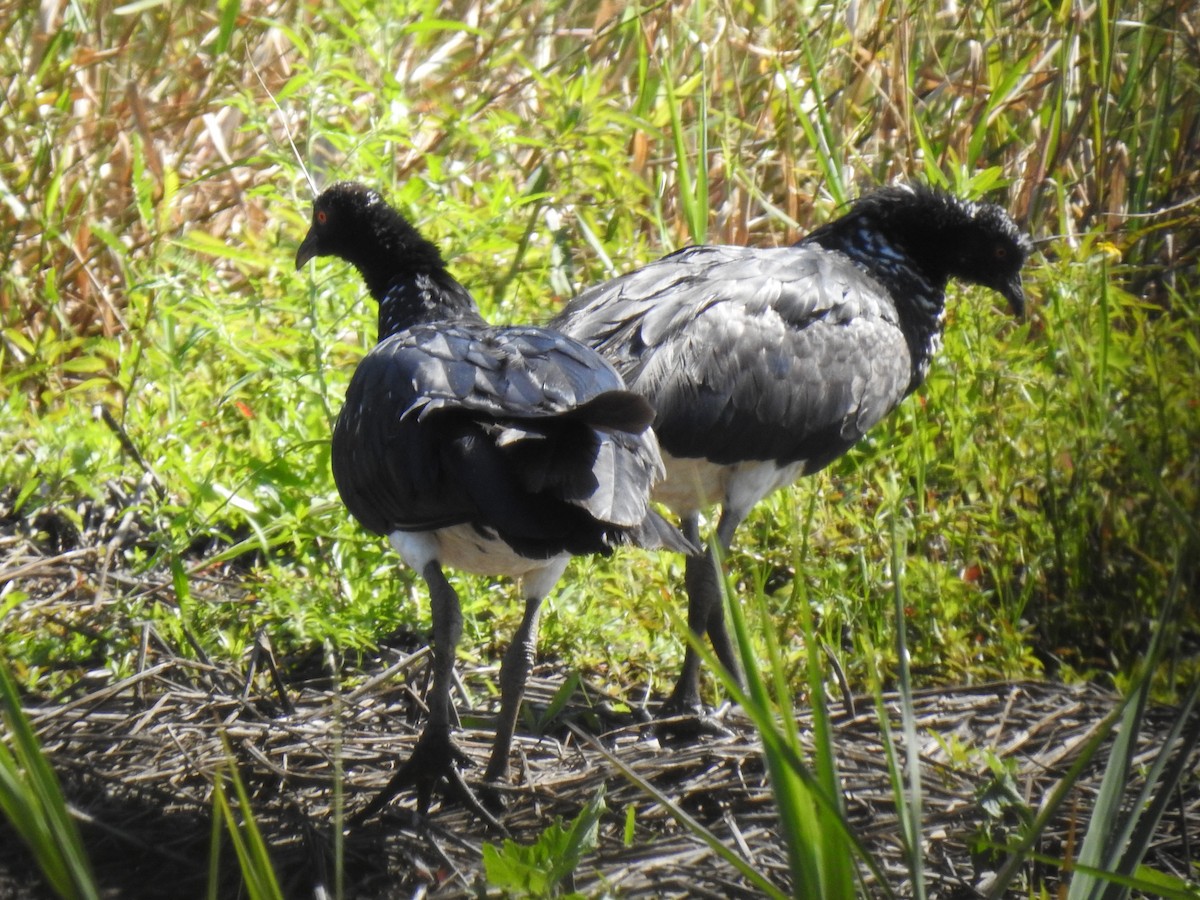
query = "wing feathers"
xmin=332 ymin=320 xmax=672 ymax=558
xmin=554 ymin=244 xmax=912 ymax=468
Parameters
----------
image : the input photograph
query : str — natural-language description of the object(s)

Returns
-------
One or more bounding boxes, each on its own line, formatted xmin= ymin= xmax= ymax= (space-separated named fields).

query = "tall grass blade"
xmin=1068 ymin=560 xmax=1197 ymax=900
xmin=0 ymin=663 xmax=99 ymax=900
xmin=212 ymin=737 xmax=284 ymax=900
xmin=635 ymin=559 xmax=895 ymax=895
xmin=206 ymin=774 xmax=223 ymax=900
xmin=988 ymin=563 xmax=1190 ymax=898
xmin=215 ymin=0 xmax=240 ymax=55
xmin=792 ymin=21 xmax=846 ymax=205
xmin=985 ymin=691 xmax=1135 ymax=898
xmin=792 ymin=578 xmax=858 ymax=895
xmin=887 ymin=511 xmax=927 ymax=900
xmin=1109 ymin=685 xmax=1200 ymax=894
xmin=660 ymin=56 xmax=708 ymax=244
xmin=724 ymin=555 xmax=817 ymax=892
xmin=719 ymin=543 xmax=885 ymax=897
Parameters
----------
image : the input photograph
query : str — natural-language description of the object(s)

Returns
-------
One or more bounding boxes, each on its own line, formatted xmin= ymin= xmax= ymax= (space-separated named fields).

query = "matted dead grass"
xmin=2 ymin=500 xmax=1196 ymax=898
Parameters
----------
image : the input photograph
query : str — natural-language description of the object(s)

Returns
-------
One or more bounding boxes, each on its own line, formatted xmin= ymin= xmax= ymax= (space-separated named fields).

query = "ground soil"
xmin=1 ymin=491 xmax=1196 ymax=898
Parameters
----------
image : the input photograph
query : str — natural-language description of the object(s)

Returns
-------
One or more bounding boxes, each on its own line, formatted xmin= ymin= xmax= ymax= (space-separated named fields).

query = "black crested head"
xmin=295 ymin=181 xmax=450 ymax=303
xmin=806 ymin=184 xmax=1031 ymax=318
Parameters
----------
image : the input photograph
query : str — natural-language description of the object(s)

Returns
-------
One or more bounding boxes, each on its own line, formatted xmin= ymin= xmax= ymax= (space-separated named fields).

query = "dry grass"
xmin=3 ymin=1 xmax=1197 ymax=349
xmin=2 ymin=489 xmax=1198 ymax=896
xmin=3 ymin=629 xmax=1196 ymax=896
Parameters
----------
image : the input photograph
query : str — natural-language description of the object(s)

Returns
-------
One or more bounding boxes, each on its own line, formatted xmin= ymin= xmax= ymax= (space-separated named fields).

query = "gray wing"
xmin=553 ymin=245 xmax=914 ymax=472
xmin=390 ymin=324 xmax=647 ymax=425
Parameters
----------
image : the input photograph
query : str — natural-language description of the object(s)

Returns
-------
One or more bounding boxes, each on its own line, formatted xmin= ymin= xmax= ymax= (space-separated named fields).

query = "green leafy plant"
xmin=483 ymin=787 xmax=606 ymax=898
xmin=969 ymin=753 xmax=1032 ymax=871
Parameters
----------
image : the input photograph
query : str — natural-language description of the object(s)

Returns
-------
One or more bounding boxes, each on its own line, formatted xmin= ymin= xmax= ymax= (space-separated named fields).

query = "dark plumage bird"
xmin=296 ymin=182 xmax=689 ymax=818
xmin=552 ymin=184 xmax=1031 ymax=713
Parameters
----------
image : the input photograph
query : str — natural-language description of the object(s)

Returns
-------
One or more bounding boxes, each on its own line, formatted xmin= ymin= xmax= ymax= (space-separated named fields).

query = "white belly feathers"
xmin=653 ymin=452 xmax=806 ymax=521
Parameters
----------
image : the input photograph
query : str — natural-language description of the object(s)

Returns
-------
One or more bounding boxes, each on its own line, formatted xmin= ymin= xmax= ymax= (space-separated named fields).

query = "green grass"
xmin=1 ymin=0 xmax=1198 ymax=892
xmin=210 ymin=740 xmax=285 ymax=900
xmin=3 ymin=0 xmax=1197 ymax=702
xmin=2 ymin=0 xmax=1196 ymax=717
xmin=0 ymin=664 xmax=98 ymax=900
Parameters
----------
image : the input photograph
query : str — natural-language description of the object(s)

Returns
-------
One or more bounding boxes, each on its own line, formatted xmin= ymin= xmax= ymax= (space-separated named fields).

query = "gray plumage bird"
xmin=552 ymin=184 xmax=1031 ymax=713
xmin=296 ymin=182 xmax=689 ymax=819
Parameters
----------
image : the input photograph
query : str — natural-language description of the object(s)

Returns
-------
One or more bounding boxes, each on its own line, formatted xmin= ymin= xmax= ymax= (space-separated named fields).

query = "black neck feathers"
xmin=296 ymin=182 xmax=483 ymax=338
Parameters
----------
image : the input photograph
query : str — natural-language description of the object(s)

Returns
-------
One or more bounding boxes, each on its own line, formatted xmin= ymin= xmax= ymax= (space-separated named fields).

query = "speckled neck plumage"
xmin=801 ymin=186 xmax=1021 ymax=391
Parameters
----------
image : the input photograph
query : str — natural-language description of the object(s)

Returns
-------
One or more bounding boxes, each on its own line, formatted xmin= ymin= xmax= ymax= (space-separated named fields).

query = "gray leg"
xmin=422 ymin=561 xmax=463 ymax=748
xmin=664 ymin=515 xmax=712 ymax=713
xmin=354 ymin=561 xmax=500 ymax=828
xmin=483 ymin=557 xmax=566 ymax=787
xmin=484 ymin=595 xmax=544 ymax=784
xmin=706 ymin=509 xmax=744 ymax=682
xmin=664 ymin=509 xmax=745 ymax=715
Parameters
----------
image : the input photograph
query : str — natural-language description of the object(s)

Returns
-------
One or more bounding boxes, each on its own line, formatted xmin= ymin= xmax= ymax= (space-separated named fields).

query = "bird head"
xmin=812 ymin=185 xmax=1033 ymax=319
xmin=294 ymin=181 xmax=451 ymax=307
xmin=941 ymin=197 xmax=1031 ymax=319
xmin=295 ymin=181 xmax=387 ymax=270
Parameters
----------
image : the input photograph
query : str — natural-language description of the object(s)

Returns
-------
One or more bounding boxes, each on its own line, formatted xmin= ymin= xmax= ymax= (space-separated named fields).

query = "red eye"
xmin=317 ymin=210 xmax=328 ymax=225
xmin=995 ymin=245 xmax=1008 ymax=260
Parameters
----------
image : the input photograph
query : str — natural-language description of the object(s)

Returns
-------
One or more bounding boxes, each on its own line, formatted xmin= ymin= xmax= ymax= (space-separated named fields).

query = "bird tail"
xmin=629 ymin=508 xmax=699 ymax=555
xmin=563 ymin=390 xmax=655 ymax=433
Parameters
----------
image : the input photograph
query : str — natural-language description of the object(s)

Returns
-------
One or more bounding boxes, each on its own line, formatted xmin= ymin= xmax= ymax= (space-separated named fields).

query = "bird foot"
xmin=351 ymin=729 xmax=505 ymax=831
xmin=655 ymin=694 xmax=736 ymax=740
xmin=657 ymin=686 xmax=705 ymax=720
xmin=477 ymin=779 xmax=510 ymax=816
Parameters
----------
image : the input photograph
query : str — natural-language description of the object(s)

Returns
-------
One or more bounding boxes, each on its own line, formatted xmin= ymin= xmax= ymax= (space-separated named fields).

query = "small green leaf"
xmin=170 ymin=555 xmax=192 ymax=612
xmin=61 ymin=355 xmax=109 ymax=374
xmin=214 ymin=0 xmax=239 ymax=55
xmin=129 ymin=133 xmax=154 ymax=229
xmin=536 ymin=669 xmax=580 ymax=730
xmin=1128 ymin=864 xmax=1200 ymax=899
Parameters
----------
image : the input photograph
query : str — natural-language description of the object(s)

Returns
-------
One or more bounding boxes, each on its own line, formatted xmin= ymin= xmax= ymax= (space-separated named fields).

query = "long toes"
xmin=350 ymin=753 xmax=426 ymax=825
xmin=351 ymin=733 xmax=505 ymax=829
xmin=442 ymin=766 xmax=506 ymax=832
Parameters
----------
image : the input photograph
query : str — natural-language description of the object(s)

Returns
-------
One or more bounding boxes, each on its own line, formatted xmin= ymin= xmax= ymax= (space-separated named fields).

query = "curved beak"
xmin=295 ymin=229 xmax=319 ymax=270
xmin=1002 ymin=273 xmax=1026 ymax=320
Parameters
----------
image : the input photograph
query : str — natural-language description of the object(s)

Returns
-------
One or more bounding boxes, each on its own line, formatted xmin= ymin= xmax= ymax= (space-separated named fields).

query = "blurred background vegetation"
xmin=1 ymin=0 xmax=1196 ymax=704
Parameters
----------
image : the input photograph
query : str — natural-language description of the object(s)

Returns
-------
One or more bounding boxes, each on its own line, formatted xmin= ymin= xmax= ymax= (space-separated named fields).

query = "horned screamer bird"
xmin=296 ymin=182 xmax=690 ymax=820
xmin=552 ymin=184 xmax=1031 ymax=714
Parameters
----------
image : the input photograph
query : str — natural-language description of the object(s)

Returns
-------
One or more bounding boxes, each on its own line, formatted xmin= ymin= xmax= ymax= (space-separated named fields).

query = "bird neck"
xmin=343 ymin=210 xmax=485 ymax=338
xmin=804 ymin=213 xmax=948 ymax=391
xmin=376 ymin=270 xmax=486 ymax=340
